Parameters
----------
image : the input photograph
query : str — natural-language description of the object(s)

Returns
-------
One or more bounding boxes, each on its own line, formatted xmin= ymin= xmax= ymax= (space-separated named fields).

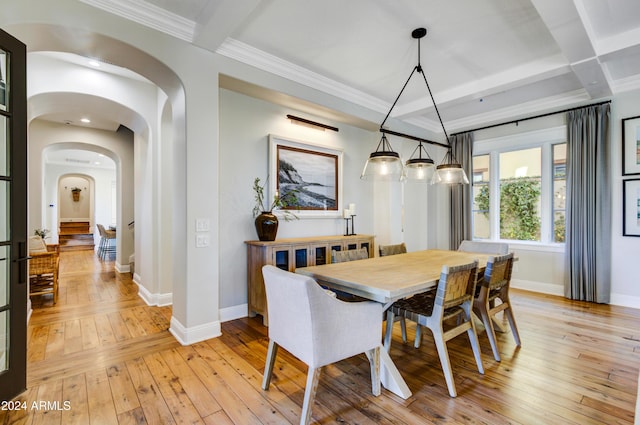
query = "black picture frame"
xmin=623 ymin=178 xmax=640 ymax=237
xmin=622 ymin=115 xmax=640 ymax=176
xmin=268 ymin=134 xmax=343 ymax=218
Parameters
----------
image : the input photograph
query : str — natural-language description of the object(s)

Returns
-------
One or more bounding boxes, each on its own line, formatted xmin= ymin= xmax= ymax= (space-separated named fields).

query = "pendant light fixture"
xmin=431 ymin=149 xmax=470 ymax=184
xmin=362 ymin=27 xmax=469 ymax=185
xmin=405 ymin=141 xmax=435 ymax=182
xmin=360 ymin=133 xmax=404 ymax=180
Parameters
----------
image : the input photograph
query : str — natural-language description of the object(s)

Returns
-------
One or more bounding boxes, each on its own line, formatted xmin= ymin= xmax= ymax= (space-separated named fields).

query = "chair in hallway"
xmin=96 ymin=224 xmax=116 ymax=260
xmin=473 ymin=253 xmax=520 ymax=361
xmin=384 ymin=260 xmax=484 ymax=397
xmin=261 ymin=265 xmax=382 ymax=425
xmin=28 ymin=235 xmax=60 ymax=304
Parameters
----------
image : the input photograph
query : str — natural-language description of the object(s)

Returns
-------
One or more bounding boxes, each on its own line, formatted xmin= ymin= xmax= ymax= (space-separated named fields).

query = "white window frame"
xmin=473 ymin=126 xmax=566 ymax=252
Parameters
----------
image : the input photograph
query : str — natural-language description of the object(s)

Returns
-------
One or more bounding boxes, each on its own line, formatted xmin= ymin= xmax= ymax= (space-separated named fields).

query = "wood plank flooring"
xmin=2 ymin=250 xmax=638 ymax=424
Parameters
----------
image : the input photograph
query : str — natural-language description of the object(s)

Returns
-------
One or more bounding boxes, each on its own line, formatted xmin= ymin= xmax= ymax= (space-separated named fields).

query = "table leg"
xmin=379 ymin=347 xmax=412 ymax=399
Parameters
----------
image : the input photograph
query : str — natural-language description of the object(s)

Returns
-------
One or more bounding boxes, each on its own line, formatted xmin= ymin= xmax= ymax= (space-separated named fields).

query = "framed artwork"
xmin=269 ymin=134 xmax=343 ymax=218
xmin=622 ymin=115 xmax=640 ymax=175
xmin=623 ymin=178 xmax=640 ymax=237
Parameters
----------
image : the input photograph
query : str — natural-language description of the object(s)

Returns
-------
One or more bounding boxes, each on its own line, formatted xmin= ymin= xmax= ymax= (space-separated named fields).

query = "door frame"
xmin=0 ymin=27 xmax=28 ymax=401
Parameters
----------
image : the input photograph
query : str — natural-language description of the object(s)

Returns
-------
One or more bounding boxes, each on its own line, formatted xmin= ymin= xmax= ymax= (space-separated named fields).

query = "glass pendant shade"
xmin=431 ymin=163 xmax=470 ymax=185
xmin=361 ymin=151 xmax=404 ymax=181
xmin=361 ymin=134 xmax=404 ymax=181
xmin=405 ymin=157 xmax=435 ymax=181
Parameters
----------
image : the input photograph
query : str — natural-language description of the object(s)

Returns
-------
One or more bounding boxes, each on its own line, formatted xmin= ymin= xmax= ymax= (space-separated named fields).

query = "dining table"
xmin=296 ymin=249 xmax=493 ymax=399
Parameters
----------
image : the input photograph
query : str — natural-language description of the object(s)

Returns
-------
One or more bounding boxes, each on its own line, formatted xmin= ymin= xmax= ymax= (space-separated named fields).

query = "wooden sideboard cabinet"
xmin=245 ymin=234 xmax=375 ymax=325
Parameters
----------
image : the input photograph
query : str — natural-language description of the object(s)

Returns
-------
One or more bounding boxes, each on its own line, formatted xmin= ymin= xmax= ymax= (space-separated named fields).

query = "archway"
xmin=14 ymin=23 xmax=186 ymax=312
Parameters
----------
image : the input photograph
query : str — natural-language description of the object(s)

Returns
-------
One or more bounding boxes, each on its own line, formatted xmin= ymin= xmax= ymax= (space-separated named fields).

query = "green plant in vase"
xmin=252 ymin=177 xmax=298 ymax=241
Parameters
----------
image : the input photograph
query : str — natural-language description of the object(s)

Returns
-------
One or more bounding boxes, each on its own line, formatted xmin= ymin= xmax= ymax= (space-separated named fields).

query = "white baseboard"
xmin=136 ymin=281 xmax=173 ymax=307
xmin=511 ymin=279 xmax=564 ymax=296
xmin=169 ymin=316 xmax=221 ymax=346
xmin=220 ymin=303 xmax=248 ymax=322
xmin=610 ymin=293 xmax=640 ymax=310
xmin=513 ymin=279 xmax=640 ymax=309
xmin=115 ymin=262 xmax=130 ymax=273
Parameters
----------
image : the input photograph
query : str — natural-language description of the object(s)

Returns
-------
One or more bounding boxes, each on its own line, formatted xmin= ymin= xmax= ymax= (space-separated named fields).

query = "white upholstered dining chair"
xmin=261 ymin=265 xmax=382 ymax=425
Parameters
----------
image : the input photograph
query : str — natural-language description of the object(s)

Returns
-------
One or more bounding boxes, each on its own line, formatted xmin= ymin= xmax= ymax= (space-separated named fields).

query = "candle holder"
xmin=343 ymin=217 xmax=352 ymax=236
xmin=350 ymin=214 xmax=357 ymax=235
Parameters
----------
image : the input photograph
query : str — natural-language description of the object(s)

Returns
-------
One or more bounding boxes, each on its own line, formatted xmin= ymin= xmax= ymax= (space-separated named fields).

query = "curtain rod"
xmin=450 ymin=100 xmax=612 ymax=136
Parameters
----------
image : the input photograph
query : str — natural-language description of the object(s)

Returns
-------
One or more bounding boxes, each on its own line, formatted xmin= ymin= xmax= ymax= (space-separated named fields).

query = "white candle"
xmin=348 ymin=203 xmax=356 ymax=215
xmin=343 ymin=209 xmax=350 ymax=218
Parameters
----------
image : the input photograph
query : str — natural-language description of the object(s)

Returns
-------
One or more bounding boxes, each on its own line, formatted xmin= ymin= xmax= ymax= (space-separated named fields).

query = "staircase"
xmin=59 ymin=221 xmax=95 ymax=252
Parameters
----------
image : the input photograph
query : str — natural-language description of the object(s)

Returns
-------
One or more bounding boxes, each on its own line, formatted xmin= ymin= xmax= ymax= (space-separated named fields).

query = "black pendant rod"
xmin=378 ymin=27 xmax=452 ymax=151
xmin=450 ymin=100 xmax=612 ymax=136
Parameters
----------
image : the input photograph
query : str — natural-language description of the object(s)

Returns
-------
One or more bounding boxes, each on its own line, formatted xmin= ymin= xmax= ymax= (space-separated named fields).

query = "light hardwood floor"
xmin=2 ymin=250 xmax=638 ymax=424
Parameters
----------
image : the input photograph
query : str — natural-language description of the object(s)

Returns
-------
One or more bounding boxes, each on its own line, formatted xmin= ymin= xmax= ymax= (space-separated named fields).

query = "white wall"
xmin=610 ymin=89 xmax=640 ymax=307
xmin=58 ymin=175 xmax=91 ymax=222
xmin=218 ymin=88 xmax=381 ymax=312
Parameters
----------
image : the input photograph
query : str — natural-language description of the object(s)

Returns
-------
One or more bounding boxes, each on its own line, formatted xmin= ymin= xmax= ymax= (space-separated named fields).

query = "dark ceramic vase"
xmin=255 ymin=211 xmax=279 ymax=241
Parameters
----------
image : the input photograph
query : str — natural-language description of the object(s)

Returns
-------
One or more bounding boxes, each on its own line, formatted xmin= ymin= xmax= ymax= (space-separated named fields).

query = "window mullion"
xmin=540 ymin=143 xmax=552 ymax=243
xmin=489 ymin=151 xmax=500 ymax=240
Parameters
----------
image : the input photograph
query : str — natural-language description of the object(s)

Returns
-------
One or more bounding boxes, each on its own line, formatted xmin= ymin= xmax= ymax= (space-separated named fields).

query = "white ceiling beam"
xmin=192 ymin=0 xmax=263 ymax=52
xmin=391 ymin=56 xmax=572 ymax=119
xmin=530 ymin=0 xmax=612 ymax=98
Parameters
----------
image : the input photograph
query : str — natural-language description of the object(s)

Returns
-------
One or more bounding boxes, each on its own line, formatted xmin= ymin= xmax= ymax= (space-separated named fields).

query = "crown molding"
xmin=447 ymin=89 xmax=590 ymax=132
xmin=216 ymin=38 xmax=389 ymax=116
xmin=80 ymin=0 xmax=195 ymax=42
xmin=612 ymin=74 xmax=640 ymax=94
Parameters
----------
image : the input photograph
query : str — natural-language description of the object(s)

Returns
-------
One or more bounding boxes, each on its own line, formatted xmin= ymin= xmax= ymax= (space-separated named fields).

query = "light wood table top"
xmin=296 ymin=249 xmax=492 ymax=304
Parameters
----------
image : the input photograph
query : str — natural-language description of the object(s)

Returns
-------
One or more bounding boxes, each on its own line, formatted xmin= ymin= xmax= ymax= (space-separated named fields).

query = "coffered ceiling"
xmin=74 ymin=0 xmax=640 ymax=134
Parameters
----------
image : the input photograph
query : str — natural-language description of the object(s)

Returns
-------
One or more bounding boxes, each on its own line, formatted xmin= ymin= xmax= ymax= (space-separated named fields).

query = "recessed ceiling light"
xmin=81 ymin=118 xmax=91 ymax=123
xmin=89 ymin=60 xmax=100 ymax=67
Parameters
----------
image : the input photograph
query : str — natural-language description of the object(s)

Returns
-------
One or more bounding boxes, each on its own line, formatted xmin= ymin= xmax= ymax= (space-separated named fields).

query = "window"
xmin=553 ymin=144 xmax=566 ymax=242
xmin=472 ymin=155 xmax=490 ymax=239
xmin=472 ymin=126 xmax=566 ymax=245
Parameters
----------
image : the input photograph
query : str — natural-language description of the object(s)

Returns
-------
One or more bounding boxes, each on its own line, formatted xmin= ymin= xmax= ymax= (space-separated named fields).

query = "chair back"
xmin=435 ymin=260 xmax=478 ymax=310
xmin=97 ymin=224 xmax=106 ymax=237
xmin=482 ymin=253 xmax=514 ymax=292
xmin=29 ymin=235 xmax=48 ymax=253
xmin=458 ymin=240 xmax=509 ymax=255
xmin=331 ymin=247 xmax=368 ymax=263
xmin=379 ymin=243 xmax=407 ymax=257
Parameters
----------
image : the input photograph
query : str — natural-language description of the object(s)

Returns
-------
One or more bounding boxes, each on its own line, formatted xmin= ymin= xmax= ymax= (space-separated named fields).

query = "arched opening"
xmin=10 ymin=23 xmax=187 ymax=320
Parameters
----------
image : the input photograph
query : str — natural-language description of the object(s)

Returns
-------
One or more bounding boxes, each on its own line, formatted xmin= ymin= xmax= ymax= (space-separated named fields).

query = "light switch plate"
xmin=196 ymin=218 xmax=210 ymax=232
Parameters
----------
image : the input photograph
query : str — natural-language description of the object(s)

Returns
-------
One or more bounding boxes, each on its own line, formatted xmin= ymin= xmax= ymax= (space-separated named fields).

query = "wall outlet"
xmin=196 ymin=234 xmax=210 ymax=248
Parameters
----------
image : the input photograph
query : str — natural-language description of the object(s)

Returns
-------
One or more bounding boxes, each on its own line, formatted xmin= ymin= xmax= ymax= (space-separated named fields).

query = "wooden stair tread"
xmin=58 ymin=232 xmax=95 ymax=252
